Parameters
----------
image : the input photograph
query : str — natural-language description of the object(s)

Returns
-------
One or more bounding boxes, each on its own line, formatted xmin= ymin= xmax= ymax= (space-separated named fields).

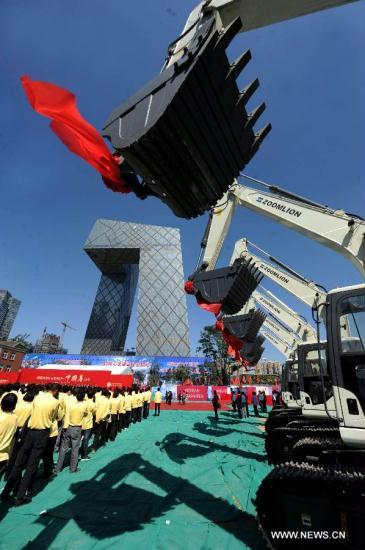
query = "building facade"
xmin=33 ymin=331 xmax=61 ymax=354
xmin=81 ymin=219 xmax=190 ymax=357
xmin=0 ymin=290 xmax=21 ymax=340
xmin=0 ymin=340 xmax=27 ymax=372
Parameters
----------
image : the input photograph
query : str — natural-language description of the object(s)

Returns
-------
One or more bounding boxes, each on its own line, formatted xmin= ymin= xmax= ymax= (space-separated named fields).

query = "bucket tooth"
xmin=245 ymin=102 xmax=266 ymax=130
xmin=227 ymin=50 xmax=251 ymax=81
xmin=236 ymin=78 xmax=260 ymax=109
xmin=215 ymin=17 xmax=242 ymax=50
xmin=247 ymin=123 xmax=272 ymax=160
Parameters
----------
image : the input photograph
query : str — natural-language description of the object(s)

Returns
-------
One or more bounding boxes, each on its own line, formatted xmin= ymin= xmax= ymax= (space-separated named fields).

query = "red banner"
xmin=177 ymin=385 xmax=207 ymax=401
xmin=0 ymin=372 xmax=20 ymax=385
xmin=107 ymin=374 xmax=133 ymax=388
xmin=211 ymin=386 xmax=231 ymax=401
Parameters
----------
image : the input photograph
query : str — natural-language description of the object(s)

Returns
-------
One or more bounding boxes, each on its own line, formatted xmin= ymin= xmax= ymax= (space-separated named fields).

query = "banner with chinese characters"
xmin=18 ymin=368 xmax=133 ymax=388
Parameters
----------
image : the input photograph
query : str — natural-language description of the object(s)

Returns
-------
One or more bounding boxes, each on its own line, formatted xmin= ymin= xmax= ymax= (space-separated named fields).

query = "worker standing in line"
xmin=1 ymin=383 xmax=59 ymax=505
xmin=143 ymin=386 xmax=151 ymax=418
xmin=118 ymin=389 xmax=126 ymax=432
xmin=124 ymin=389 xmax=132 ymax=429
xmin=55 ymin=389 xmax=88 ymax=474
xmin=6 ymin=391 xmax=34 ymax=478
xmin=109 ymin=390 xmax=120 ymax=441
xmin=92 ymin=389 xmax=111 ymax=451
xmin=153 ymin=387 xmax=162 ymax=416
xmin=0 ymin=393 xmax=18 ymax=480
xmin=80 ymin=389 xmax=96 ymax=460
xmin=131 ymin=388 xmax=138 ymax=423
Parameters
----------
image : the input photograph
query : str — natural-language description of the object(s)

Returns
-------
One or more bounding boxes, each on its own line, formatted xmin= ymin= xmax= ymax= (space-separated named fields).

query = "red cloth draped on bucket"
xmin=185 ymin=280 xmax=250 ymax=368
xmin=215 ymin=320 xmax=244 ymax=362
xmin=20 ymin=75 xmax=131 ymax=193
xmin=184 ymin=281 xmax=222 ymax=316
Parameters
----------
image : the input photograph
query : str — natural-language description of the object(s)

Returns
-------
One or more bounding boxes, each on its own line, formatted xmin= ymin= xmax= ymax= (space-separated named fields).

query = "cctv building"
xmin=81 ymin=220 xmax=190 ymax=357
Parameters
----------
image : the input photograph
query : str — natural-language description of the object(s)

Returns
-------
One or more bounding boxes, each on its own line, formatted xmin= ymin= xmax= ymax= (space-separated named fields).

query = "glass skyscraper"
xmin=0 ymin=290 xmax=21 ymax=340
xmin=81 ymin=220 xmax=190 ymax=356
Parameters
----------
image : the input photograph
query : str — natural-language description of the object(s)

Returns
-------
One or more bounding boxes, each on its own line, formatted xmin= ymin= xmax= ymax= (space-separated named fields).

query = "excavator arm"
xmin=252 ymin=287 xmax=316 ymax=342
xmin=202 ymin=178 xmax=365 ymax=277
xmin=230 ymin=239 xmax=327 ymax=314
xmin=169 ymin=0 xmax=360 ymax=65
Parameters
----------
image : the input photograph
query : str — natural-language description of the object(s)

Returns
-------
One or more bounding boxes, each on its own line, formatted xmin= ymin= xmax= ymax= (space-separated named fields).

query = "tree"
xmin=134 ymin=370 xmax=146 ymax=384
xmin=173 ymin=365 xmax=190 ymax=383
xmin=196 ymin=325 xmax=236 ymax=385
xmin=10 ymin=333 xmax=34 ymax=352
xmin=148 ymin=362 xmax=161 ymax=386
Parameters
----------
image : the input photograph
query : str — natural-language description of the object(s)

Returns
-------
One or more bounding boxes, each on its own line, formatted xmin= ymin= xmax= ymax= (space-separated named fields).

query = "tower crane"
xmin=60 ymin=321 xmax=76 ymax=350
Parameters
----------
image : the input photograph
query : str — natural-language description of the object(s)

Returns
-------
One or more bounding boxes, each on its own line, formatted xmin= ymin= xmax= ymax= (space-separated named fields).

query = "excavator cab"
xmin=190 ymin=257 xmax=263 ymax=315
xmin=223 ymin=309 xmax=266 ymax=341
xmin=103 ymin=16 xmax=270 ymax=218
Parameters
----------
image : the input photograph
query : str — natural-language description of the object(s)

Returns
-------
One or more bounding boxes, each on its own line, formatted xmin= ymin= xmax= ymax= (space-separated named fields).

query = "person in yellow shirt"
xmin=5 ymin=391 xmax=34 ymax=480
xmin=124 ymin=389 xmax=132 ymax=429
xmin=135 ymin=389 xmax=143 ymax=423
xmin=143 ymin=387 xmax=152 ymax=419
xmin=92 ymin=389 xmax=111 ymax=451
xmin=55 ymin=389 xmax=88 ymax=474
xmin=153 ymin=387 xmax=162 ymax=416
xmin=0 ymin=393 xmax=18 ymax=480
xmin=117 ymin=390 xmax=125 ymax=432
xmin=131 ymin=389 xmax=138 ymax=423
xmin=2 ymin=383 xmax=59 ymax=505
xmin=80 ymin=389 xmax=96 ymax=460
xmin=109 ymin=390 xmax=121 ymax=441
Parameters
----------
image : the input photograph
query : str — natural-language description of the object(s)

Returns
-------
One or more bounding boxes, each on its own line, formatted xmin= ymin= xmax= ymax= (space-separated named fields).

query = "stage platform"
xmin=0 ymin=410 xmax=270 ymax=549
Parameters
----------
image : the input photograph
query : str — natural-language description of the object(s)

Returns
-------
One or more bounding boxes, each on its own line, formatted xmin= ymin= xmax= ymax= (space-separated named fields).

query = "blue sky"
xmin=1 ymin=0 xmax=364 ymax=360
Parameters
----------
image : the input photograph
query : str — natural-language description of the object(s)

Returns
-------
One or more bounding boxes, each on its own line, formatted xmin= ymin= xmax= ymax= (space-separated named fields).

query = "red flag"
xmin=20 ymin=75 xmax=131 ymax=193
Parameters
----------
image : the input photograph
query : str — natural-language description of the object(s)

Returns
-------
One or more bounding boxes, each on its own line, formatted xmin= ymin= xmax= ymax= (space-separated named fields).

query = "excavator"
xmin=184 ymin=177 xmax=365 ymax=544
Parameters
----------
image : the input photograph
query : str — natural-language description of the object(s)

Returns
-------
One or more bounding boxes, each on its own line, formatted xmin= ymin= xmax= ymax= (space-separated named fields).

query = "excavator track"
xmin=292 ymin=437 xmax=344 ymax=463
xmin=265 ymin=425 xmax=340 ymax=464
xmin=265 ymin=412 xmax=302 ymax=434
xmin=257 ymin=461 xmax=365 ymax=549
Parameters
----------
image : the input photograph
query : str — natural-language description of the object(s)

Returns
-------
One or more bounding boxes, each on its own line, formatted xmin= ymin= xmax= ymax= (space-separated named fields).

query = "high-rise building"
xmin=0 ymin=290 xmax=21 ymax=340
xmin=81 ymin=219 xmax=190 ymax=356
xmin=33 ymin=330 xmax=61 ymax=354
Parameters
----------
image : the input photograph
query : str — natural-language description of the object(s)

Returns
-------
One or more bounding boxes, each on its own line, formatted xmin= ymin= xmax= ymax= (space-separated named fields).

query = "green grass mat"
xmin=0 ymin=410 xmax=270 ymax=549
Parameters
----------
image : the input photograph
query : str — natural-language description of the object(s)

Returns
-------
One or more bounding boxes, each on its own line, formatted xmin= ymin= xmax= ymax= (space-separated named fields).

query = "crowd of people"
xmin=212 ymin=388 xmax=270 ymax=420
xmin=0 ymin=383 xmax=162 ymax=506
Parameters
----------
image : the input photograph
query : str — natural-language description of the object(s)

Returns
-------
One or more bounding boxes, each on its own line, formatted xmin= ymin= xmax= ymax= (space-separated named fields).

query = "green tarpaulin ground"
xmin=0 ymin=410 xmax=271 ymax=549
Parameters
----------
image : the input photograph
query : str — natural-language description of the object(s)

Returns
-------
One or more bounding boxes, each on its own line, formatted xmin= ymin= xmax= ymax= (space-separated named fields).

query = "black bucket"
xmin=242 ymin=335 xmax=265 ymax=363
xmin=223 ymin=309 xmax=266 ymax=341
xmin=103 ymin=16 xmax=271 ymax=218
xmin=191 ymin=258 xmax=263 ymax=315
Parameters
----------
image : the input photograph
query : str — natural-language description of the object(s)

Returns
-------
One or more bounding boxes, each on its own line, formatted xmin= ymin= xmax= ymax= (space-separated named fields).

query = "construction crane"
xmin=60 ymin=321 xmax=76 ymax=350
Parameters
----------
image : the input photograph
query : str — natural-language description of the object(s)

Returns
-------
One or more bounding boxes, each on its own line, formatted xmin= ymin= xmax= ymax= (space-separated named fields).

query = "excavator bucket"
xmin=103 ymin=16 xmax=271 ymax=218
xmin=242 ymin=335 xmax=265 ymax=364
xmin=191 ymin=258 xmax=263 ymax=315
xmin=223 ymin=309 xmax=266 ymax=341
